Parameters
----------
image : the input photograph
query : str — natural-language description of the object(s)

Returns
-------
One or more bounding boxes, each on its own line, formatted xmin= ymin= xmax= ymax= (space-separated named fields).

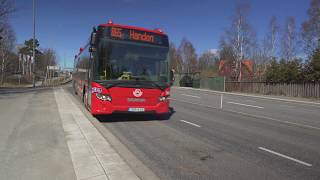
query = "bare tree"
xmin=0 ymin=0 xmax=15 ymax=19
xmin=219 ymin=38 xmax=236 ymax=63
xmin=301 ymin=0 xmax=320 ymax=57
xmin=169 ymin=42 xmax=183 ymax=73
xmin=177 ymin=38 xmax=198 ymax=73
xmin=281 ymin=17 xmax=297 ymax=61
xmin=0 ymin=21 xmax=15 ymax=84
xmin=198 ymin=50 xmax=217 ymax=71
xmin=39 ymin=48 xmax=57 ymax=78
xmin=263 ymin=16 xmax=280 ymax=61
xmin=222 ymin=3 xmax=256 ymax=81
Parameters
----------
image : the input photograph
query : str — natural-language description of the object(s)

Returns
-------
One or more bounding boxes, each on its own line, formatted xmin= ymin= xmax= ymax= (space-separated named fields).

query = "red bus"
xmin=73 ymin=20 xmax=173 ymax=117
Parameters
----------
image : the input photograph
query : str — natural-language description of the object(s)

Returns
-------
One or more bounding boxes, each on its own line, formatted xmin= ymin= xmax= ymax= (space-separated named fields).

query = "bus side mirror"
xmin=90 ymin=30 xmax=97 ymax=46
xmin=90 ymin=29 xmax=97 ymax=52
xmin=89 ymin=47 xmax=96 ymax=52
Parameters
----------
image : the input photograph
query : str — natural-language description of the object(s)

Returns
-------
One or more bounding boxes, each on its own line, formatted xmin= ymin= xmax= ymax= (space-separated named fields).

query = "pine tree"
xmin=310 ymin=47 xmax=320 ymax=81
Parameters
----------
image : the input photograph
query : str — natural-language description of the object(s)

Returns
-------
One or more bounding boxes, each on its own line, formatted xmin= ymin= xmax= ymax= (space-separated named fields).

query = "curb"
xmin=65 ymin=87 xmax=160 ymax=180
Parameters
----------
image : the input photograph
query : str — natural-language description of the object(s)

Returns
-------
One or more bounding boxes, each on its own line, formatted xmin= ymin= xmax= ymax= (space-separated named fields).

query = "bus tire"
xmin=157 ymin=113 xmax=170 ymax=120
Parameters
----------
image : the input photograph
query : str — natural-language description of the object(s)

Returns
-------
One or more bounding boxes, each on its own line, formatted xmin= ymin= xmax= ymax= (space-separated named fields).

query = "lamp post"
xmin=32 ymin=0 xmax=36 ymax=87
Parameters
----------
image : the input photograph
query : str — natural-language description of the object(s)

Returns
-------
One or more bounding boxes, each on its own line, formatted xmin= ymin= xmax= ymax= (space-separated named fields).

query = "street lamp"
xmin=32 ymin=0 xmax=36 ymax=87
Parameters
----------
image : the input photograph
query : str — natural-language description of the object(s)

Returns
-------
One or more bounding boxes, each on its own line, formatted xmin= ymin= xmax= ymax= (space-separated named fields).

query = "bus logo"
xmin=133 ymin=89 xmax=143 ymax=97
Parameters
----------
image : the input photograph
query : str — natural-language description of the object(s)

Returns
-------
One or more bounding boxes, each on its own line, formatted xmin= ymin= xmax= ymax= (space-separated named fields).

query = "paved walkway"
xmin=0 ymin=88 xmax=76 ymax=180
xmin=54 ymin=88 xmax=140 ymax=180
xmin=0 ymin=88 xmax=140 ymax=180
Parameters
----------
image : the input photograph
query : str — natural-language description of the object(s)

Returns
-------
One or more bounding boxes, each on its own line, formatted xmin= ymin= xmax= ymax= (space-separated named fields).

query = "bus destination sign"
xmin=110 ymin=27 xmax=167 ymax=46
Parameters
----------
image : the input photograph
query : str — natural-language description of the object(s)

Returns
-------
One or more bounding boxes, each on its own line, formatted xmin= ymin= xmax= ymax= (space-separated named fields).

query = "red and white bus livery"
xmin=73 ymin=20 xmax=173 ymax=116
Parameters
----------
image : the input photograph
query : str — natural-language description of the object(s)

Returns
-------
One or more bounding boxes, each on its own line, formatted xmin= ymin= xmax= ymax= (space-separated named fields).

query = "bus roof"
xmin=75 ymin=22 xmax=168 ymax=58
xmin=99 ymin=23 xmax=167 ymax=36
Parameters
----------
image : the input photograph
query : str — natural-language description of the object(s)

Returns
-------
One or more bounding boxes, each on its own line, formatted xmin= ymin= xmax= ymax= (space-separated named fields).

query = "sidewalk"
xmin=0 ymin=88 xmax=76 ymax=180
xmin=54 ymin=88 xmax=140 ymax=180
xmin=0 ymin=87 xmax=142 ymax=180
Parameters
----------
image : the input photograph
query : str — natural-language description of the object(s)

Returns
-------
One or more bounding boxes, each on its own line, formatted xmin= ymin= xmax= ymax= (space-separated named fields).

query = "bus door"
xmin=87 ymin=53 xmax=93 ymax=108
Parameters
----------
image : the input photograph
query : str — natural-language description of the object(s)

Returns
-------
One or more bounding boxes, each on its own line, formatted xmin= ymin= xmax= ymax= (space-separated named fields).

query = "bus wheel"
xmin=157 ymin=113 xmax=170 ymax=120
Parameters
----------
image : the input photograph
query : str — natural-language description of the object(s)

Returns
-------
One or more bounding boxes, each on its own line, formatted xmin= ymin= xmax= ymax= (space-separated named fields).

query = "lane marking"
xmin=227 ymin=101 xmax=264 ymax=109
xmin=232 ymin=110 xmax=320 ymax=131
xmin=171 ymin=98 xmax=217 ymax=109
xmin=173 ymin=87 xmax=320 ymax=106
xmin=258 ymin=147 xmax=312 ymax=167
xmin=171 ymin=98 xmax=320 ymax=131
xmin=180 ymin=120 xmax=201 ymax=128
xmin=181 ymin=94 xmax=201 ymax=98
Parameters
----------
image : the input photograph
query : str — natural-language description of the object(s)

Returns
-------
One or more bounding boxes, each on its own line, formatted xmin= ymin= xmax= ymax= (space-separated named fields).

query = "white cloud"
xmin=208 ymin=49 xmax=218 ymax=54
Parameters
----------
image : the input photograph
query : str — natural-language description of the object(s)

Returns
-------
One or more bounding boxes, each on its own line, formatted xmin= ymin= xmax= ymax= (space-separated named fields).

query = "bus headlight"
xmin=96 ymin=93 xmax=112 ymax=102
xmin=159 ymin=96 xmax=168 ymax=102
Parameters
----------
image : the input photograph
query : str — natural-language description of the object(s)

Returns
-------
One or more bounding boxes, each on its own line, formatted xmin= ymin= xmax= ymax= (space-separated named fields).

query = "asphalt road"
xmin=91 ymin=86 xmax=320 ymax=180
xmin=1 ymin=85 xmax=319 ymax=180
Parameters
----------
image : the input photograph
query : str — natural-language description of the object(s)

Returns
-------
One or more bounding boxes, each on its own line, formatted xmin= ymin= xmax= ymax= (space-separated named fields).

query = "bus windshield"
xmin=95 ymin=38 xmax=169 ymax=86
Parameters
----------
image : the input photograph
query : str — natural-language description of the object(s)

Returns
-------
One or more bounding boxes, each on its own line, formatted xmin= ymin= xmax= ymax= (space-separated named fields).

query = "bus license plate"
xmin=128 ymin=108 xmax=145 ymax=112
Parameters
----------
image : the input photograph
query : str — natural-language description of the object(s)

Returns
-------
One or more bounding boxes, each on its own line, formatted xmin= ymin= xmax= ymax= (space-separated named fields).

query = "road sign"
xmin=47 ymin=66 xmax=60 ymax=70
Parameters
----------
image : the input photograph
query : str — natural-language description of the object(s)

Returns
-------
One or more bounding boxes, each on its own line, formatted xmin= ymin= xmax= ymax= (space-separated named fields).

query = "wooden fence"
xmin=225 ymin=82 xmax=320 ymax=98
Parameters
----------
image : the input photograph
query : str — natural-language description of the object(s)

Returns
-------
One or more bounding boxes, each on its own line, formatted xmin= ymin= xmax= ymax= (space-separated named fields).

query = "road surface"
xmin=1 ymin=85 xmax=319 ymax=180
xmin=87 ymin=86 xmax=320 ymax=180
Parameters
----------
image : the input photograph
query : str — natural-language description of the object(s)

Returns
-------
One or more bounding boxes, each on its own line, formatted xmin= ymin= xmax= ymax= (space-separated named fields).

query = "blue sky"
xmin=10 ymin=0 xmax=310 ymax=68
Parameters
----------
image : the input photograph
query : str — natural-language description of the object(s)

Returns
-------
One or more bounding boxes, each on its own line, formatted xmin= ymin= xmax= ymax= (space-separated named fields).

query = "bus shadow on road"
xmin=95 ymin=107 xmax=175 ymax=123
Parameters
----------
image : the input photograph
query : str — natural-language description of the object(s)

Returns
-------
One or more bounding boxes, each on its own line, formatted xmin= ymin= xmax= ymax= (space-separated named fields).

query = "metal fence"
xmin=173 ymin=74 xmax=320 ymax=98
xmin=225 ymin=82 xmax=320 ymax=98
xmin=200 ymin=77 xmax=225 ymax=91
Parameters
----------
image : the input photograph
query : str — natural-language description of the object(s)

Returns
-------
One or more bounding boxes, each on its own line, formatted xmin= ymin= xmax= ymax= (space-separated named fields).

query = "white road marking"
xmin=232 ymin=110 xmax=320 ymax=131
xmin=174 ymin=87 xmax=320 ymax=106
xmin=181 ymin=94 xmax=201 ymax=98
xmin=171 ymin=98 xmax=218 ymax=109
xmin=227 ymin=101 xmax=264 ymax=109
xmin=258 ymin=147 xmax=312 ymax=167
xmin=171 ymin=98 xmax=320 ymax=131
xmin=180 ymin=120 xmax=201 ymax=127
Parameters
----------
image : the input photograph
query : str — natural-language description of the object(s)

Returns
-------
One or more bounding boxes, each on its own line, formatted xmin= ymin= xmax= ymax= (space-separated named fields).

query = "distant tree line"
xmin=169 ymin=39 xmax=219 ymax=77
xmin=170 ymin=0 xmax=320 ymax=83
xmin=265 ymin=0 xmax=320 ymax=83
xmin=0 ymin=0 xmax=58 ymax=85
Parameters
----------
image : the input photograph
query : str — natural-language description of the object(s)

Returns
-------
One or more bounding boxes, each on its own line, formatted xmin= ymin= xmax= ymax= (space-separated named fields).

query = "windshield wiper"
xmin=98 ymin=79 xmax=165 ymax=90
xmin=100 ymin=81 xmax=129 ymax=89
xmin=148 ymin=81 xmax=164 ymax=90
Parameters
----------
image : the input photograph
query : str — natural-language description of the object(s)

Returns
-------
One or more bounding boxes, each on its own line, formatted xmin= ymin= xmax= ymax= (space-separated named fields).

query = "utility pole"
xmin=64 ymin=53 xmax=66 ymax=69
xmin=32 ymin=0 xmax=36 ymax=87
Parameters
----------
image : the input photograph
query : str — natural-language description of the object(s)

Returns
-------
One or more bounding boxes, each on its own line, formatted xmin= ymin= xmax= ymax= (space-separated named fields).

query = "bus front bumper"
xmin=91 ymin=101 xmax=170 ymax=115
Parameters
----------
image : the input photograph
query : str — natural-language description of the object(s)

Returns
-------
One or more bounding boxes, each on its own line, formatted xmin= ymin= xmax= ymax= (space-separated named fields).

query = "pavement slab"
xmin=54 ymin=88 xmax=140 ymax=180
